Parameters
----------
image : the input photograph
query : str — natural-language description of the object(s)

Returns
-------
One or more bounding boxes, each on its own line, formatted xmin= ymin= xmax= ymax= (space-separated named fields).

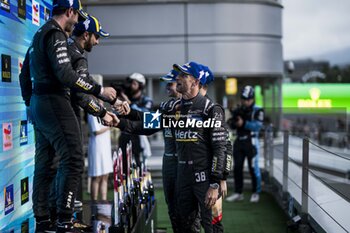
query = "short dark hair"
xmin=52 ymin=7 xmax=68 ymax=17
xmin=72 ymin=29 xmax=86 ymax=37
xmin=72 ymin=30 xmax=94 ymax=39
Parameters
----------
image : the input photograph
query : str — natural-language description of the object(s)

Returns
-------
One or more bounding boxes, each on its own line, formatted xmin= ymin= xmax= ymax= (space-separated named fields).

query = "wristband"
xmin=210 ymin=183 xmax=219 ymax=189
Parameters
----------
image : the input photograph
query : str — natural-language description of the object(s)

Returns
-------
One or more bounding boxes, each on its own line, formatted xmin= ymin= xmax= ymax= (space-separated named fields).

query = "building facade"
xmin=84 ymin=0 xmax=283 ymax=126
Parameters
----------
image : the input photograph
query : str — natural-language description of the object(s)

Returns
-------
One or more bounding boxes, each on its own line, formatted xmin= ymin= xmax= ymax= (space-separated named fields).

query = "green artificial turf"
xmin=83 ymin=189 xmax=291 ymax=233
xmin=154 ymin=189 xmax=172 ymax=232
xmin=155 ymin=189 xmax=290 ymax=233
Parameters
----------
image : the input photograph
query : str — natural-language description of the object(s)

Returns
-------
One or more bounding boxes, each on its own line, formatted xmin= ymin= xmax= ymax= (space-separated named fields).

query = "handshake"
xmin=98 ymin=98 xmax=131 ymax=127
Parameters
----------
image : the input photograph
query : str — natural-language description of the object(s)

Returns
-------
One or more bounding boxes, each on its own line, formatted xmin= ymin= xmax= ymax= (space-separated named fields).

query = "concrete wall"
xmin=86 ymin=1 xmax=283 ymax=79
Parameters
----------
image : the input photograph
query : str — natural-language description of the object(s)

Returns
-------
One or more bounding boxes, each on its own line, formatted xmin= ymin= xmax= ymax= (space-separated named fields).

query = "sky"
xmin=283 ymin=0 xmax=350 ymax=62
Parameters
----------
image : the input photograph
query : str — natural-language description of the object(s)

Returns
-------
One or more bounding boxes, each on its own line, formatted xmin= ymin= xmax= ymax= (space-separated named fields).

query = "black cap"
xmin=241 ymin=85 xmax=254 ymax=99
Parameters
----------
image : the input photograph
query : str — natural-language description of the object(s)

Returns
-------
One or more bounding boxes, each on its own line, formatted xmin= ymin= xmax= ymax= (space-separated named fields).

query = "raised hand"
xmin=101 ymin=111 xmax=120 ymax=127
xmin=113 ymin=99 xmax=131 ymax=115
xmin=119 ymin=92 xmax=131 ymax=104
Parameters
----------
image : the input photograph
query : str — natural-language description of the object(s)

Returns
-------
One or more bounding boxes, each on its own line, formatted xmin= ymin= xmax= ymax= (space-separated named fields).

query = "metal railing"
xmin=265 ymin=129 xmax=350 ymax=233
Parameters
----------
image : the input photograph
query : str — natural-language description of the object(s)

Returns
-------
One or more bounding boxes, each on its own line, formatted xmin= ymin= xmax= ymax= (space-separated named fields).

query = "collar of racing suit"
xmin=181 ymin=92 xmax=201 ymax=106
xmin=50 ymin=18 xmax=68 ymax=39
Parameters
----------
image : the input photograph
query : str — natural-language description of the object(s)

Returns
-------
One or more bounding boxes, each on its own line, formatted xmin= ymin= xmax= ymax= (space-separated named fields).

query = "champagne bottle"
xmin=100 ymin=222 xmax=106 ymax=233
xmin=122 ymin=175 xmax=131 ymax=232
xmin=147 ymin=171 xmax=155 ymax=206
xmin=129 ymin=184 xmax=136 ymax=227
xmin=134 ymin=178 xmax=141 ymax=212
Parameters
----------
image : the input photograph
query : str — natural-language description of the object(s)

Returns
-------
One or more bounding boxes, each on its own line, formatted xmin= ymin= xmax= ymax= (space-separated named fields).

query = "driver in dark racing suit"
xmin=47 ymin=14 xmax=115 ymax=228
xmin=19 ymin=2 xmax=117 ymax=231
xmin=68 ymin=14 xmax=116 ymax=122
xmin=199 ymin=65 xmax=232 ymax=233
xmin=115 ymin=63 xmax=229 ymax=233
xmin=172 ymin=62 xmax=227 ymax=233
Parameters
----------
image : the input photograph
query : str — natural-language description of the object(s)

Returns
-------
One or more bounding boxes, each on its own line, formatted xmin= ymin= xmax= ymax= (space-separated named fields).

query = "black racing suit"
xmin=19 ymin=19 xmax=103 ymax=222
xmin=211 ymin=124 xmax=232 ymax=233
xmin=175 ymin=94 xmax=227 ymax=233
xmin=160 ymin=129 xmax=180 ymax=232
xmin=67 ymin=37 xmax=108 ymax=120
xmin=118 ymin=95 xmax=230 ymax=233
xmin=203 ymin=95 xmax=232 ymax=233
xmin=47 ymin=37 xmax=108 ymax=220
xmin=118 ymin=98 xmax=180 ymax=232
xmin=228 ymin=104 xmax=264 ymax=194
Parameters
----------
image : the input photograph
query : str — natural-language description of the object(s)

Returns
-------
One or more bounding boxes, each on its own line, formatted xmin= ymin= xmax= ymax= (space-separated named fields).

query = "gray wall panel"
xmin=89 ymin=41 xmax=186 ymax=76
xmin=187 ymin=3 xmax=282 ymax=36
xmin=86 ymin=4 xmax=185 ymax=36
xmin=86 ymin=2 xmax=283 ymax=77
xmin=188 ymin=38 xmax=283 ymax=75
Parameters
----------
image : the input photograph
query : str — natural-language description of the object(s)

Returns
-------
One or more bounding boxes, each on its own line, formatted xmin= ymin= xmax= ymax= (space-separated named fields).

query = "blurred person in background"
xmin=117 ymin=73 xmax=153 ymax=172
xmin=87 ymin=106 xmax=113 ymax=201
xmin=226 ymin=85 xmax=264 ymax=203
xmin=113 ymin=69 xmax=182 ymax=232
